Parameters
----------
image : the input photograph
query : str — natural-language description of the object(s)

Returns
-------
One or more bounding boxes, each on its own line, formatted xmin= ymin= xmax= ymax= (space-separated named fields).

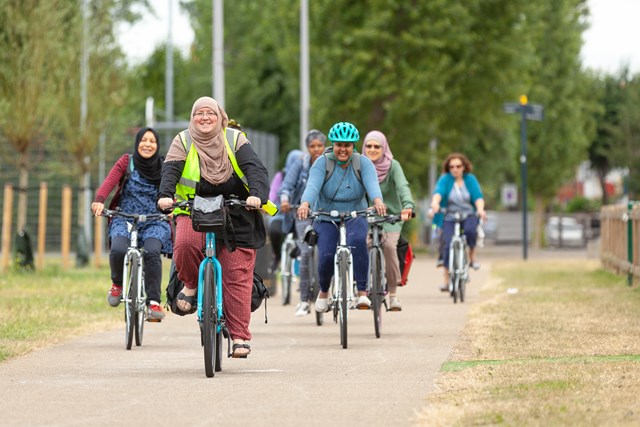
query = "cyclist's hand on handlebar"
xmin=401 ymin=207 xmax=413 ymax=222
xmin=245 ymin=196 xmax=261 ymax=209
xmin=157 ymin=197 xmax=174 ymax=211
xmin=280 ymin=200 xmax=291 ymax=213
xmin=297 ymin=202 xmax=310 ymax=220
xmin=91 ymin=202 xmax=104 ymax=217
xmin=373 ymin=198 xmax=386 ymax=216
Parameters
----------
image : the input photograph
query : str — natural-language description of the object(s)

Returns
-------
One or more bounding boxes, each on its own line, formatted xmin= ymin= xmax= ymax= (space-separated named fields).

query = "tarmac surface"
xmin=0 ymin=242 xmax=596 ymax=427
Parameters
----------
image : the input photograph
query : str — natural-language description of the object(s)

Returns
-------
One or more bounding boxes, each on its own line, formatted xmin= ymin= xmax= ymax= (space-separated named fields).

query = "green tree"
xmin=522 ymin=0 xmax=596 ymax=246
xmin=0 ymin=0 xmax=75 ymax=232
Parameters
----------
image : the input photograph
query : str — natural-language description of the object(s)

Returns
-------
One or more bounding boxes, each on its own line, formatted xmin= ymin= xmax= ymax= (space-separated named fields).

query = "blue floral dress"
xmin=109 ymin=170 xmax=173 ymax=254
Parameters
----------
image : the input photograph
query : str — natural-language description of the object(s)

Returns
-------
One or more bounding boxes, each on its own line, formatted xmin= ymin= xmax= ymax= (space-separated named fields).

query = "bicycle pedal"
xmin=146 ymin=318 xmax=162 ymax=323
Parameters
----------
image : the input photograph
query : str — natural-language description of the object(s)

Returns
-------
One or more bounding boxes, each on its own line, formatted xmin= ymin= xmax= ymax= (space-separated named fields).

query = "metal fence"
xmin=0 ymin=127 xmax=279 ymax=264
xmin=600 ymin=202 xmax=640 ymax=285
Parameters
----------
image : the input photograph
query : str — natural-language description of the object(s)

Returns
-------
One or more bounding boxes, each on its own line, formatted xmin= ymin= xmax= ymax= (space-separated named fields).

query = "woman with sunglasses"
xmin=362 ymin=130 xmax=414 ymax=311
xmin=429 ymin=153 xmax=486 ymax=292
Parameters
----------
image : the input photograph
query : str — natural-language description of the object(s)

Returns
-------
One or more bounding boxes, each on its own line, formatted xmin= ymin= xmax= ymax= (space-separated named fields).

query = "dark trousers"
xmin=110 ymin=236 xmax=163 ymax=304
xmin=315 ymin=217 xmax=368 ymax=293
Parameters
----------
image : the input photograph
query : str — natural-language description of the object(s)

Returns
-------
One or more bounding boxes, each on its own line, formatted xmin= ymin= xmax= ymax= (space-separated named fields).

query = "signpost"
xmin=503 ymin=95 xmax=544 ymax=260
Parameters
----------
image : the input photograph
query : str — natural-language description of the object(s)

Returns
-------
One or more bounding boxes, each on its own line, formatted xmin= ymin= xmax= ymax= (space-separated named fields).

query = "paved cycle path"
xmin=0 ymin=254 xmax=486 ymax=426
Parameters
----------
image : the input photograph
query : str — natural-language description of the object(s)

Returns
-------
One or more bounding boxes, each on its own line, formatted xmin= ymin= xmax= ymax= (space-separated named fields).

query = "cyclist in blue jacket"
xmin=430 ymin=152 xmax=486 ymax=292
xmin=297 ymin=122 xmax=386 ymax=312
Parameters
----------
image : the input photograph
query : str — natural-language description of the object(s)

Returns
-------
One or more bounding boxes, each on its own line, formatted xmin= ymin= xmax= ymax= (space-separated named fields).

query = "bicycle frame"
xmin=197 ymin=232 xmax=224 ymax=335
xmin=121 ymin=223 xmax=146 ymax=321
xmin=332 ymin=219 xmax=355 ymax=320
xmin=279 ymin=231 xmax=298 ymax=305
xmin=446 ymin=211 xmax=470 ymax=303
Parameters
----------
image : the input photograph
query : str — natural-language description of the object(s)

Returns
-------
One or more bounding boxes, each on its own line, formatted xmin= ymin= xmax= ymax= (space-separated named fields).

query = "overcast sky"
xmin=118 ymin=0 xmax=640 ymax=74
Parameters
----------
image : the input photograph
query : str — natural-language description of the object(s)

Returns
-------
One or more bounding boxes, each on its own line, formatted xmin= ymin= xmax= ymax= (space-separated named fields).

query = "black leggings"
xmin=110 ymin=236 xmax=163 ymax=304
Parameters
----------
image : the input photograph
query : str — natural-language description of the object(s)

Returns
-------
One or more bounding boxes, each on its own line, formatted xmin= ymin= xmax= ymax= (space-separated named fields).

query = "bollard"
xmin=61 ymin=186 xmax=72 ymax=270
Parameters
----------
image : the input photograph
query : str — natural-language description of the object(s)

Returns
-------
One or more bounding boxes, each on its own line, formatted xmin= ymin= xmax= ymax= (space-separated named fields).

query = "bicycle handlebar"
xmin=308 ymin=207 xmax=374 ymax=221
xmin=168 ymin=197 xmax=251 ymax=212
xmin=101 ymin=209 xmax=171 ymax=223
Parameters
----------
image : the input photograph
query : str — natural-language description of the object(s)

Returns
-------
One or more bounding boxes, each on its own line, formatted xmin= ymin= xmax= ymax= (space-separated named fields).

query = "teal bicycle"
xmin=173 ymin=196 xmax=249 ymax=377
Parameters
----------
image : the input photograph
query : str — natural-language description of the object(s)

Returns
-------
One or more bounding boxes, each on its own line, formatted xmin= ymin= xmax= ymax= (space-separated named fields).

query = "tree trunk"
xmin=17 ymin=156 xmax=29 ymax=232
xmin=532 ymin=195 xmax=546 ymax=249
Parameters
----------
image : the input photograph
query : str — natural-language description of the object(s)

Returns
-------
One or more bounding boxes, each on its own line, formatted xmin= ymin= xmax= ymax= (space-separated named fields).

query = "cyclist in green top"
xmin=362 ymin=130 xmax=415 ymax=311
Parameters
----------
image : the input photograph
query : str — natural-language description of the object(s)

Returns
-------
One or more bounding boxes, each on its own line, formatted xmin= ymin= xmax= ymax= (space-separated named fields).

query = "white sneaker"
xmin=355 ymin=295 xmax=371 ymax=310
xmin=315 ymin=297 xmax=330 ymax=313
xmin=389 ymin=296 xmax=402 ymax=312
xmin=295 ymin=302 xmax=310 ymax=317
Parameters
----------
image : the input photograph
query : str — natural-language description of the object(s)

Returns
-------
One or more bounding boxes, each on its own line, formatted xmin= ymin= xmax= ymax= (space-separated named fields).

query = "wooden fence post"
xmin=61 ymin=186 xmax=72 ymax=270
xmin=2 ymin=184 xmax=14 ymax=273
xmin=37 ymin=182 xmax=48 ymax=270
xmin=94 ymin=214 xmax=102 ymax=268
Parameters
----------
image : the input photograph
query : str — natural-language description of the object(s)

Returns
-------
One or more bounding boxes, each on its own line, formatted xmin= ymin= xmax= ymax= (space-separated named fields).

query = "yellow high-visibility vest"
xmin=173 ymin=128 xmax=278 ymax=216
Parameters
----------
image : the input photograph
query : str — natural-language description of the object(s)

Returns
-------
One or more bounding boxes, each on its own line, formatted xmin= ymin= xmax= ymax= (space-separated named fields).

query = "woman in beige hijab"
xmin=158 ymin=97 xmax=270 ymax=358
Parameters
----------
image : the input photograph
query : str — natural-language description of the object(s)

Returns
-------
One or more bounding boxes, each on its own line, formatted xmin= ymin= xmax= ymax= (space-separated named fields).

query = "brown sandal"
xmin=231 ymin=343 xmax=251 ymax=358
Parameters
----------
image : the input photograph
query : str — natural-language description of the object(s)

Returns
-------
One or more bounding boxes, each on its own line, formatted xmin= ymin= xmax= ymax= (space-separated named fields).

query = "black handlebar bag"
xmin=191 ymin=195 xmax=228 ymax=233
xmin=191 ymin=195 xmax=237 ymax=252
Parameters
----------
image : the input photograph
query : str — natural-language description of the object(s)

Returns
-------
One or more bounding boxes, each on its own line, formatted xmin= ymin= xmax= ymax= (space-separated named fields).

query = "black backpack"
xmin=323 ymin=147 xmax=363 ymax=185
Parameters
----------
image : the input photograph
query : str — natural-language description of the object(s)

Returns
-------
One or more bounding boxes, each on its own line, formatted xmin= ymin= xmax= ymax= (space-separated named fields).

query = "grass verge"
xmin=0 ymin=258 xmax=171 ymax=362
xmin=416 ymin=259 xmax=640 ymax=426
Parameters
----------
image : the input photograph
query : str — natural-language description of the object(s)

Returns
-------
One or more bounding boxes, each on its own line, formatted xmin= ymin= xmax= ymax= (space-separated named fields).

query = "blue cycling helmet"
xmin=328 ymin=122 xmax=359 ymax=143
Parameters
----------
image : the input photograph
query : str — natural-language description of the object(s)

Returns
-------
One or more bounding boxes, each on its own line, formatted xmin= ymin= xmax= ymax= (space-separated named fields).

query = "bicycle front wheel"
xmin=202 ymin=262 xmax=218 ymax=377
xmin=451 ymin=241 xmax=462 ymax=304
xmin=369 ymin=248 xmax=383 ymax=339
xmin=309 ymin=247 xmax=323 ymax=326
xmin=125 ymin=254 xmax=138 ymax=350
xmin=135 ymin=265 xmax=145 ymax=347
xmin=338 ymin=252 xmax=349 ymax=349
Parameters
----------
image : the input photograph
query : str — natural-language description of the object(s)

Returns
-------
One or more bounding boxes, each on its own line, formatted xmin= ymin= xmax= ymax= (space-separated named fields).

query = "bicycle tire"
xmin=460 ymin=245 xmax=468 ymax=303
xmin=370 ymin=248 xmax=383 ymax=339
xmin=338 ymin=252 xmax=349 ymax=349
xmin=451 ymin=241 xmax=462 ymax=304
xmin=281 ymin=251 xmax=292 ymax=305
xmin=202 ymin=262 xmax=217 ymax=377
xmin=309 ymin=247 xmax=323 ymax=326
xmin=135 ymin=262 xmax=145 ymax=346
xmin=125 ymin=254 xmax=138 ymax=350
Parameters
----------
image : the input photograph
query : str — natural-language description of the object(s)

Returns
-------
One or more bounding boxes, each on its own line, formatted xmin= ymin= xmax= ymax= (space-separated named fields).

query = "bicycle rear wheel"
xmin=338 ymin=252 xmax=349 ymax=349
xmin=281 ymin=252 xmax=293 ymax=305
xmin=202 ymin=262 xmax=218 ymax=377
xmin=125 ymin=254 xmax=138 ymax=350
xmin=369 ymin=248 xmax=383 ymax=338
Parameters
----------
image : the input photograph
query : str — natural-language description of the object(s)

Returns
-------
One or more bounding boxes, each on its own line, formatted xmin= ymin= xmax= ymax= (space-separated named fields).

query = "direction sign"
xmin=503 ymin=102 xmax=521 ymax=114
xmin=524 ymin=104 xmax=544 ymax=121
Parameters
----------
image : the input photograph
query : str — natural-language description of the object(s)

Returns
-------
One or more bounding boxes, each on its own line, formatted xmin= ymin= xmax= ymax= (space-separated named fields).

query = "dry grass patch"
xmin=416 ymin=259 xmax=640 ymax=426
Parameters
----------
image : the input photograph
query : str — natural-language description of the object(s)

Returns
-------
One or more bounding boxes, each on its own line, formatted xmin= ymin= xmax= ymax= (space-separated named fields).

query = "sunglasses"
xmin=365 ymin=144 xmax=381 ymax=149
xmin=449 ymin=164 xmax=463 ymax=169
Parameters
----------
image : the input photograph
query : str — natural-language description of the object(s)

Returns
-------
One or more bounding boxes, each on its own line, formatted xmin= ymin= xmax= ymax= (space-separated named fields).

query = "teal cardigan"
xmin=432 ymin=172 xmax=483 ymax=227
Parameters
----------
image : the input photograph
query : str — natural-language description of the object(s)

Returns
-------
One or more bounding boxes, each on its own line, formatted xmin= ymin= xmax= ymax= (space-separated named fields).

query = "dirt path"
xmin=3 ymin=242 xmax=596 ymax=427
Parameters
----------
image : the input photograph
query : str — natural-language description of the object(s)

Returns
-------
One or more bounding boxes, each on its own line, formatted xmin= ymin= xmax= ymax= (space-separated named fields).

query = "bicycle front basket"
xmin=191 ymin=195 xmax=228 ymax=233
